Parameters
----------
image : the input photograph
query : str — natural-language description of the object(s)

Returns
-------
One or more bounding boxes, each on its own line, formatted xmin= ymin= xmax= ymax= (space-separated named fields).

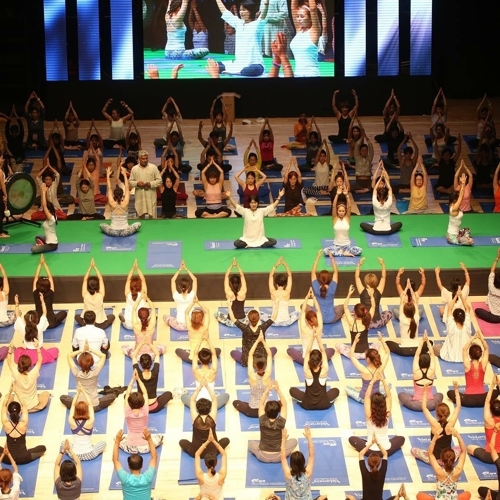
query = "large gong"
xmin=6 ymin=172 xmax=37 ymax=215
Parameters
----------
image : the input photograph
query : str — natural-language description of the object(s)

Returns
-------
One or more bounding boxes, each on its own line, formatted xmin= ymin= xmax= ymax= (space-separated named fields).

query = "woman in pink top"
xmin=398 ymin=333 xmax=443 ymax=411
xmin=467 ymin=378 xmax=500 ymax=463
xmin=194 ymin=160 xmax=231 ymax=219
xmin=119 ymin=369 xmax=163 ymax=454
xmin=447 ymin=332 xmax=494 ymax=407
xmin=453 ymin=161 xmax=473 ymax=212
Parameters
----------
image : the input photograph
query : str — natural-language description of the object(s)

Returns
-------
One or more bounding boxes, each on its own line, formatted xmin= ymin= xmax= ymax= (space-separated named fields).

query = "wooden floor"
xmin=13 ymin=97 xmax=500 ymax=220
xmin=1 ymin=294 xmax=497 ymax=499
xmin=2 ymin=99 xmax=499 ymax=499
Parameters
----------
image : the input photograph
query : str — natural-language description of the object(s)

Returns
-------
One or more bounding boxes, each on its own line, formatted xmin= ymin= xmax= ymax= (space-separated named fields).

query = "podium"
xmin=218 ymin=92 xmax=241 ymax=122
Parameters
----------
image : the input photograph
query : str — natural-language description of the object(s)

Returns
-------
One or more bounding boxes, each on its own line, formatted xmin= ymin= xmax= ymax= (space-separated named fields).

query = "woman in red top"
xmin=235 ymin=165 xmax=269 ymax=208
xmin=467 ymin=378 xmax=500 ymax=463
xmin=494 ymin=164 xmax=500 ymax=213
xmin=447 ymin=332 xmax=496 ymax=407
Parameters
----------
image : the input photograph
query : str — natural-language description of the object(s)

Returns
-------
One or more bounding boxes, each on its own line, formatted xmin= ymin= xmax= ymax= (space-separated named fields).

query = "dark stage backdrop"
xmin=0 ymin=0 xmax=498 ymax=118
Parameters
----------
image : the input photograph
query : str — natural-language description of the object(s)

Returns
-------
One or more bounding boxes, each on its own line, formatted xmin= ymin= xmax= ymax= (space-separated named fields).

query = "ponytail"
xmin=24 ymin=310 xmax=39 ymax=342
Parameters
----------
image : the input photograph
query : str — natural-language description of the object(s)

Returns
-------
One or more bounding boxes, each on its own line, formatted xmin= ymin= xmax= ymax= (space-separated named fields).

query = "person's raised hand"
xmin=348 ymin=284 xmax=355 ymax=296
xmin=303 ymin=426 xmax=311 ymax=439
xmin=206 ymin=59 xmax=220 ymax=79
xmin=115 ymin=429 xmax=124 ymax=442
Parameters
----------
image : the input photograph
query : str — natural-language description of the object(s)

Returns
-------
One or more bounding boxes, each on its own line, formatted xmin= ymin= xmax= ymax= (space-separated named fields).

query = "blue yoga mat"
xmin=167 ymin=309 xmax=189 ymax=341
xmin=383 ymin=449 xmax=412 ymax=483
xmin=288 ymin=137 xmax=306 ymax=157
xmin=42 ymin=313 xmax=67 ymax=342
xmin=290 ymin=347 xmax=339 ymax=382
xmin=391 ymin=355 xmax=420 ymax=381
xmin=299 ymin=437 xmax=349 ymax=485
xmin=292 ymin=399 xmax=339 ymax=428
xmin=109 ymin=447 xmax=162 ymax=490
xmin=462 ymin=433 xmax=498 ymax=480
xmin=463 ymin=135 xmax=478 ymax=153
xmin=438 ymin=357 xmax=464 ymax=377
xmin=0 ymin=322 xmax=15 ymax=343
xmin=68 ymin=358 xmax=110 ymax=390
xmin=182 ymin=357 xmax=223 ymax=388
xmin=364 ymin=231 xmax=402 ymax=248
xmin=400 ymin=404 xmax=432 ymax=428
xmin=480 ymin=202 xmax=496 ymax=213
xmin=0 ymin=243 xmax=91 ymax=254
xmin=487 ymin=339 xmax=500 ymax=375
xmin=351 ymin=190 xmax=373 ymax=202
xmin=38 ymin=361 xmax=58 ymax=390
xmin=25 ymin=149 xmax=45 ymax=159
xmin=182 ymin=394 xmax=226 ymax=431
xmin=340 ymin=354 xmax=365 ymax=378
xmin=179 ymin=450 xmax=220 ymax=485
xmin=429 ymin=304 xmax=447 ymax=337
xmin=63 ymin=406 xmax=108 ymax=435
xmin=245 ymin=447 xmax=286 ymax=487
xmin=118 ymin=308 xmax=158 ymax=341
xmin=235 ymin=351 xmax=275 ymax=384
xmin=101 ymin=233 xmax=137 ymax=252
xmin=347 ymin=397 xmax=393 ymax=429
xmin=236 ymin=388 xmax=276 ymax=431
xmin=204 ymin=239 xmax=302 ymax=250
xmin=446 ymin=385 xmax=485 ymax=427
xmin=80 ymin=454 xmax=103 ymax=493
xmin=2 ymin=400 xmax=51 ymax=437
xmin=146 ymin=240 xmax=182 ymax=269
xmin=322 ymin=321 xmax=347 ymax=338
xmin=3 ymin=460 xmax=40 ymax=497
xmin=411 ymin=236 xmax=500 ymax=247
xmin=330 ymin=141 xmax=350 ymax=154
xmin=124 ymin=355 xmax=165 ymax=386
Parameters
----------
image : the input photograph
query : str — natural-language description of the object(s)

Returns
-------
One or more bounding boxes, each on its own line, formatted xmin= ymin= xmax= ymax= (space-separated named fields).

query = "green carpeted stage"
xmin=2 ymin=213 xmax=498 ymax=303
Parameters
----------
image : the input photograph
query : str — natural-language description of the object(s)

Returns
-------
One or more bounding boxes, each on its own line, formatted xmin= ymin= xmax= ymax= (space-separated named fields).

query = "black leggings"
xmin=175 ymin=348 xmax=221 ymax=363
xmin=74 ymin=314 xmax=115 ymax=330
xmin=47 ymin=310 xmax=67 ymax=329
xmin=360 ymin=221 xmax=402 ymax=235
xmin=0 ymin=445 xmax=46 ymax=464
xmin=478 ymin=487 xmax=499 ymax=500
xmin=179 ymin=437 xmax=230 ymax=458
xmin=489 ymin=354 xmax=500 ymax=368
xmin=289 ymin=387 xmax=340 ymax=410
xmin=349 ymin=436 xmax=405 ymax=457
xmin=234 ymin=238 xmax=277 ymax=249
xmin=476 ymin=308 xmax=500 ymax=323
xmin=447 ymin=389 xmax=498 ymax=408
xmin=386 ymin=340 xmax=431 ymax=357
xmin=150 ymin=391 xmax=173 ymax=413
xmin=232 ymin=400 xmax=259 ymax=418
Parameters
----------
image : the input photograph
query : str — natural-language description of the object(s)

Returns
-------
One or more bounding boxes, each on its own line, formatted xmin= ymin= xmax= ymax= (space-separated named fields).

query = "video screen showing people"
xmin=143 ymin=0 xmax=335 ymax=79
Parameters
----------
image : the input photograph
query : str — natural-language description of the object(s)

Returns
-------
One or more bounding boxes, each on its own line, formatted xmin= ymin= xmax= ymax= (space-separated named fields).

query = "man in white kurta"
xmin=128 ymin=150 xmax=162 ymax=219
xmin=227 ymin=188 xmax=284 ymax=248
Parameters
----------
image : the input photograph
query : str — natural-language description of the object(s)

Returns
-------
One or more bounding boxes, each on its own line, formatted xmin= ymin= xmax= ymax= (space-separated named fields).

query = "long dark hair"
xmin=24 ymin=310 xmax=39 ymax=342
xmin=289 ymin=451 xmax=306 ymax=478
xmin=403 ymin=302 xmax=417 ymax=339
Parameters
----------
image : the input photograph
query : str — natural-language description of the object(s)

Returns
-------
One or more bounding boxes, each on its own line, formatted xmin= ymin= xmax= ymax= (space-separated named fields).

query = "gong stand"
xmin=4 ymin=214 xmax=41 ymax=228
